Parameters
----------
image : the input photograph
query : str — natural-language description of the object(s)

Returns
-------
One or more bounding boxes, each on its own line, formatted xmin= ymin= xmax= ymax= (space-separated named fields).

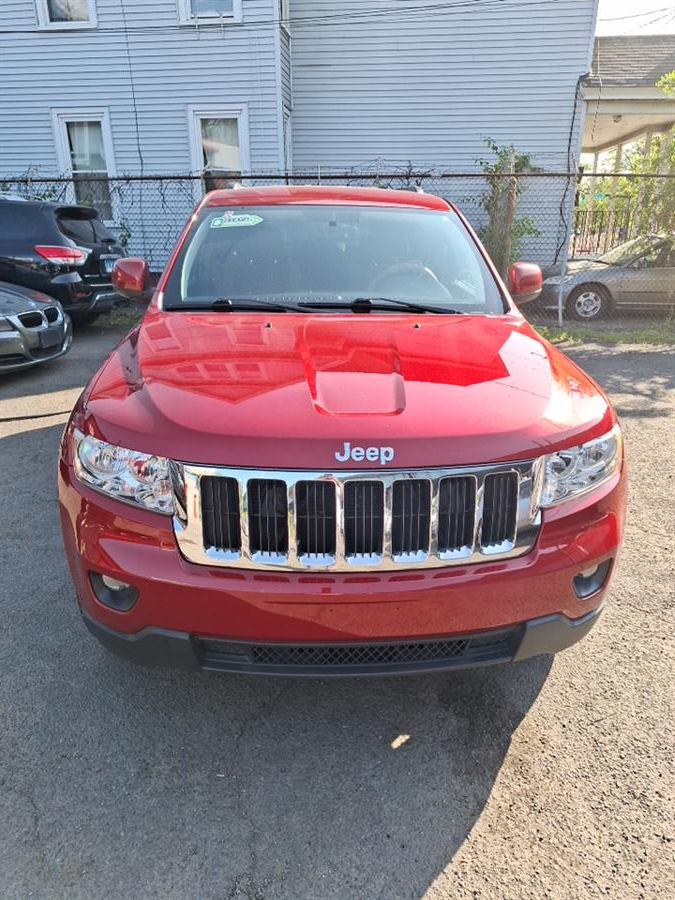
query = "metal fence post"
xmin=555 ymin=173 xmax=574 ymax=327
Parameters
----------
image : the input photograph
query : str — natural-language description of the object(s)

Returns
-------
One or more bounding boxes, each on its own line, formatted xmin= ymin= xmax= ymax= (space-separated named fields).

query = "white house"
xmin=0 ymin=0 xmax=601 ymax=265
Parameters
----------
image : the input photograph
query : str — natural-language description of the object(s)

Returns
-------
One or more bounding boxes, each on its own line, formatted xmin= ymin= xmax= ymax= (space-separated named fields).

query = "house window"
xmin=178 ymin=0 xmax=243 ymax=24
xmin=188 ymin=106 xmax=250 ymax=191
xmin=36 ymin=0 xmax=97 ymax=29
xmin=53 ymin=111 xmax=115 ymax=219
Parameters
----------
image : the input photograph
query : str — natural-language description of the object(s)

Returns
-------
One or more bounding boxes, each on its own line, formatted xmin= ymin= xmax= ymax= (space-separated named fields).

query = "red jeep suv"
xmin=58 ymin=186 xmax=626 ymax=676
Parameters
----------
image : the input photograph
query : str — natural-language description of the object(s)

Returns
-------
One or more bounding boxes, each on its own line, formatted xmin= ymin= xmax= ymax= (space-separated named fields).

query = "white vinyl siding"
xmin=0 ymin=0 xmax=281 ymax=176
xmin=289 ymin=0 xmax=598 ymax=172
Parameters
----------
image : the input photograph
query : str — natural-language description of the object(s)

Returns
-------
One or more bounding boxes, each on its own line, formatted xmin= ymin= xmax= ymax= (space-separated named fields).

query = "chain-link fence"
xmin=1 ymin=170 xmax=673 ymax=334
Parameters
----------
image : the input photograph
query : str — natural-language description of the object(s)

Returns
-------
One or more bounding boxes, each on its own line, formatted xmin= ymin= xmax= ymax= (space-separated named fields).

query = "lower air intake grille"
xmin=197 ymin=627 xmax=520 ymax=673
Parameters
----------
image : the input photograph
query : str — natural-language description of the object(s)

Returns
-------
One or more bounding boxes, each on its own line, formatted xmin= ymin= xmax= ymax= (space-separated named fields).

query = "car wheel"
xmin=567 ymin=285 xmax=611 ymax=321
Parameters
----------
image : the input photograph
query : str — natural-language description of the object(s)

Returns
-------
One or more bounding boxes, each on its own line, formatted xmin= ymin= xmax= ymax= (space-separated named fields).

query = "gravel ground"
xmin=0 ymin=326 xmax=673 ymax=900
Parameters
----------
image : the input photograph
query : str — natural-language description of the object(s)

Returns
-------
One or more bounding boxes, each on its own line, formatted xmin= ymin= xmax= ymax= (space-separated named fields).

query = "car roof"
xmin=0 ymin=197 xmax=99 ymax=216
xmin=201 ymin=184 xmax=452 ymax=212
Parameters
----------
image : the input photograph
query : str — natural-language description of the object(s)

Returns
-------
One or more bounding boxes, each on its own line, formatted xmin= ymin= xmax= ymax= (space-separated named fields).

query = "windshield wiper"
xmin=298 ymin=297 xmax=467 ymax=314
xmin=167 ymin=297 xmax=308 ymax=313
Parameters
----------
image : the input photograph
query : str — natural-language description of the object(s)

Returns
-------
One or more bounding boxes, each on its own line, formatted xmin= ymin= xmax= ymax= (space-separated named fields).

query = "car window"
xmin=163 ymin=205 xmax=505 ymax=314
xmin=57 ymin=215 xmax=96 ymax=243
xmin=598 ymin=236 xmax=661 ymax=266
xmin=56 ymin=211 xmax=116 ymax=244
xmin=0 ymin=203 xmax=45 ymax=240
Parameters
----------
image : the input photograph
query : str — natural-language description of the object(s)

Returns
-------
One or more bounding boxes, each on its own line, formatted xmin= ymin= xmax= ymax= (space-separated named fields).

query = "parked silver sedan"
xmin=0 ymin=281 xmax=72 ymax=373
xmin=536 ymin=234 xmax=675 ymax=321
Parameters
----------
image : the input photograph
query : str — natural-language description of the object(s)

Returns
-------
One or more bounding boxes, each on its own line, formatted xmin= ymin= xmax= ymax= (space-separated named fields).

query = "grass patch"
xmin=534 ymin=321 xmax=675 ymax=347
xmin=96 ymin=305 xmax=145 ymax=329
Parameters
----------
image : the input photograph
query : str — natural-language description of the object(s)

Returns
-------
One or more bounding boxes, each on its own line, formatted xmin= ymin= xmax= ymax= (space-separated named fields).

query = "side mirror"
xmin=112 ymin=257 xmax=149 ymax=300
xmin=507 ymin=262 xmax=542 ymax=304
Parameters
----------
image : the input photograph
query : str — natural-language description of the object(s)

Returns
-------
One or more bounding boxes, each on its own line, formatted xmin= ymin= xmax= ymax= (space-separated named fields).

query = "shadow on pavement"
xmin=565 ymin=345 xmax=675 ymax=421
xmin=0 ymin=422 xmax=552 ymax=899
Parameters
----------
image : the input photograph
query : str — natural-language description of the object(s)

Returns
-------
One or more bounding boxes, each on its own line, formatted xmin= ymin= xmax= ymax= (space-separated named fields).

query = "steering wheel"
xmin=370 ymin=261 xmax=453 ymax=301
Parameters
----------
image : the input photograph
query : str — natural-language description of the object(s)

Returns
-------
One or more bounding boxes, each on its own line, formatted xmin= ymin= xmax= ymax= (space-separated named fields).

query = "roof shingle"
xmin=588 ymin=35 xmax=675 ymax=87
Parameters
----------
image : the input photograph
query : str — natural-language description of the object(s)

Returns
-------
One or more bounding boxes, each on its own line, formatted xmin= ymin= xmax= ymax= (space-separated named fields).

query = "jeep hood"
xmin=82 ymin=309 xmax=614 ymax=468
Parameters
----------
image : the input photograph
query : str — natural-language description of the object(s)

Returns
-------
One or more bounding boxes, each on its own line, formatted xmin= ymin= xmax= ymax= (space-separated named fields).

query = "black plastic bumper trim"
xmin=79 ymin=603 xmax=604 ymax=676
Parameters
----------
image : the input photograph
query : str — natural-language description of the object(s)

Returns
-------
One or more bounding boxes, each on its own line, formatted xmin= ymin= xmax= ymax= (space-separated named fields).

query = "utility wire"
xmin=0 ymin=0 xmax=565 ymax=34
xmin=597 ymin=6 xmax=673 ymax=21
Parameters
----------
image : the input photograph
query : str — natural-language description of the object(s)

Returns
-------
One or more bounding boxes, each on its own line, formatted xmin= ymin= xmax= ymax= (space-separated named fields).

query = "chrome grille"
xmin=173 ymin=461 xmax=542 ymax=572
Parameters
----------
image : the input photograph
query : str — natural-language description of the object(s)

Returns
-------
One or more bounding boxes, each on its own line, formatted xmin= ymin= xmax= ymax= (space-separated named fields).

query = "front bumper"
xmin=79 ymin=603 xmax=604 ymax=676
xmin=537 ymin=283 xmax=572 ymax=310
xmin=59 ymin=452 xmax=626 ymax=674
xmin=0 ymin=313 xmax=72 ymax=372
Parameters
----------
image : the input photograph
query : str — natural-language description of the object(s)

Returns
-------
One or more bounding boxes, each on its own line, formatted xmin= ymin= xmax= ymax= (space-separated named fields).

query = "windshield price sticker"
xmin=210 ymin=213 xmax=264 ymax=228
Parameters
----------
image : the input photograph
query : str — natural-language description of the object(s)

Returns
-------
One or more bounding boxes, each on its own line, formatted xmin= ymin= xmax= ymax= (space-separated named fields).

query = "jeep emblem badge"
xmin=334 ymin=441 xmax=394 ymax=465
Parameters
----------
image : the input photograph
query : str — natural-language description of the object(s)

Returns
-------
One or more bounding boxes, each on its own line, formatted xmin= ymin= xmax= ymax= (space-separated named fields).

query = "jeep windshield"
xmin=162 ymin=205 xmax=505 ymax=314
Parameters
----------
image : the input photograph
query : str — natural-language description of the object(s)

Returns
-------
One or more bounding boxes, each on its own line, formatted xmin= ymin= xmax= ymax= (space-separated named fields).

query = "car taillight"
xmin=35 ymin=245 xmax=87 ymax=266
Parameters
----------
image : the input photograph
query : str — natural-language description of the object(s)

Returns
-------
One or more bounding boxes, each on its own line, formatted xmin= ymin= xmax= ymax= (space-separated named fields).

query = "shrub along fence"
xmin=1 ymin=170 xmax=673 ymax=332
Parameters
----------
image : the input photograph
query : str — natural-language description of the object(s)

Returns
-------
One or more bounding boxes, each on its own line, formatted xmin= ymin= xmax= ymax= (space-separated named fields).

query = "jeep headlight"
xmin=72 ymin=428 xmax=174 ymax=514
xmin=540 ymin=424 xmax=622 ymax=507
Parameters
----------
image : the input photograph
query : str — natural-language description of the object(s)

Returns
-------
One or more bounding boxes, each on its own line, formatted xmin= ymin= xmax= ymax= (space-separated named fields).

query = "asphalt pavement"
xmin=1 ymin=325 xmax=673 ymax=899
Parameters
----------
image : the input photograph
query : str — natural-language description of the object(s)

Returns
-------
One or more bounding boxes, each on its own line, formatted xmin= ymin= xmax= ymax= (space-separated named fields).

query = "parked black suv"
xmin=0 ymin=197 xmax=124 ymax=324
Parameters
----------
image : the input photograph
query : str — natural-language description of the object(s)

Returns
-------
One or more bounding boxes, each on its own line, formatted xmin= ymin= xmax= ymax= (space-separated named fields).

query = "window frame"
xmin=187 ymin=104 xmax=251 ymax=183
xmin=51 ymin=108 xmax=117 ymax=222
xmin=177 ymin=0 xmax=243 ymax=26
xmin=36 ymin=0 xmax=98 ymax=30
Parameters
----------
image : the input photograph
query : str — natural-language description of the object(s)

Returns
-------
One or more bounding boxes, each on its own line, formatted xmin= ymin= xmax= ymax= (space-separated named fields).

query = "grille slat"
xmin=481 ymin=472 xmax=518 ymax=548
xmin=296 ymin=481 xmax=336 ymax=558
xmin=248 ymin=479 xmax=288 ymax=556
xmin=392 ymin=479 xmax=431 ymax=556
xmin=438 ymin=476 xmax=476 ymax=553
xmin=344 ymin=481 xmax=384 ymax=558
xmin=192 ymin=466 xmax=529 ymax=570
xmin=201 ymin=476 xmax=241 ymax=553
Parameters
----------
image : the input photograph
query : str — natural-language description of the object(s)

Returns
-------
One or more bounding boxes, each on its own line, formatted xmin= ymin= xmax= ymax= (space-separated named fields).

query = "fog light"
xmin=573 ymin=560 xmax=612 ymax=600
xmin=89 ymin=572 xmax=139 ymax=611
xmin=101 ymin=575 xmax=130 ymax=591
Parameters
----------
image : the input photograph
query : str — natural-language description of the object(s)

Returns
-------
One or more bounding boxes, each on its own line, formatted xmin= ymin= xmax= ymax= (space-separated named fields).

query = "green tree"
xmin=476 ymin=139 xmax=541 ymax=270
